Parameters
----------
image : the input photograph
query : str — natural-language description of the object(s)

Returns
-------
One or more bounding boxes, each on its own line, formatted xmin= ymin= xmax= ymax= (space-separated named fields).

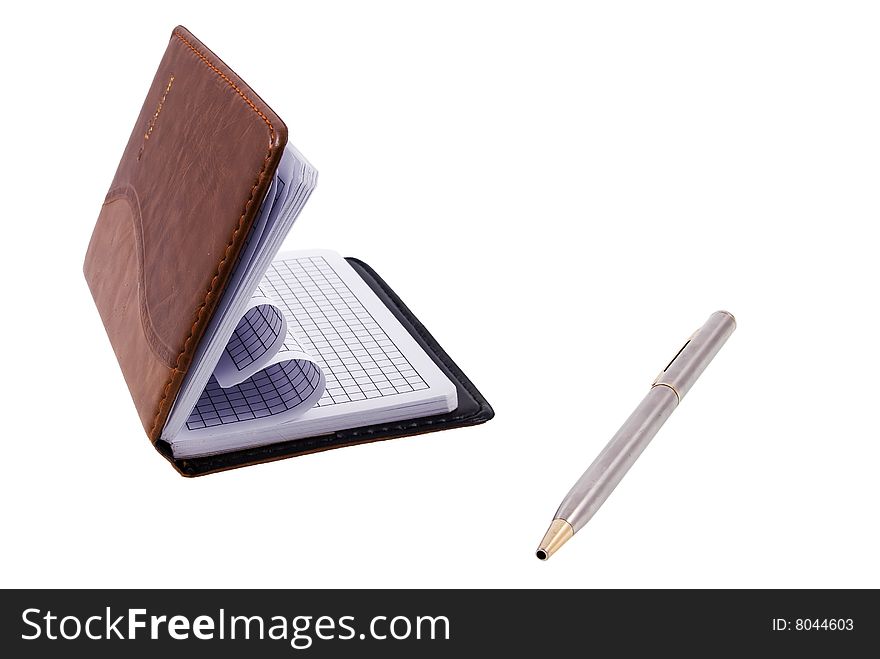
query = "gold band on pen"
xmin=651 ymin=381 xmax=681 ymax=403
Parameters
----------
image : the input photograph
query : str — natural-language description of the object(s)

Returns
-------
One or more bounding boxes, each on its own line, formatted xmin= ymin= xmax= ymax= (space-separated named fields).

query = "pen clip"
xmin=653 ymin=330 xmax=698 ymax=386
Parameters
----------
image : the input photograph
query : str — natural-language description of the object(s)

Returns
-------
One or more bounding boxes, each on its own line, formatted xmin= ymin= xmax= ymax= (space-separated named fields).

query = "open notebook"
xmin=84 ymin=27 xmax=491 ymax=475
xmin=161 ymin=146 xmax=457 ymax=459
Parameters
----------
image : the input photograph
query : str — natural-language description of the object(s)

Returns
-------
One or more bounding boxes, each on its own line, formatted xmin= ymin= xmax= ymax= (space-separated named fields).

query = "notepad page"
xmin=186 ymin=360 xmax=323 ymax=431
xmin=262 ymin=255 xmax=431 ymax=408
xmin=168 ymin=250 xmax=457 ymax=458
xmin=223 ymin=302 xmax=285 ymax=373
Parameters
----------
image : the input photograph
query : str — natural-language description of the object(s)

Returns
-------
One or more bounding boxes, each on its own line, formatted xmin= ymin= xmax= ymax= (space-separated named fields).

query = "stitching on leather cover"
xmin=148 ymin=30 xmax=277 ymax=440
xmin=172 ymin=32 xmax=276 ymax=140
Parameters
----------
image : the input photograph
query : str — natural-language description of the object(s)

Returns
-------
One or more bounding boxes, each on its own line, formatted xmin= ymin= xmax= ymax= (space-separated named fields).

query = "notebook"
xmin=83 ymin=26 xmax=492 ymax=475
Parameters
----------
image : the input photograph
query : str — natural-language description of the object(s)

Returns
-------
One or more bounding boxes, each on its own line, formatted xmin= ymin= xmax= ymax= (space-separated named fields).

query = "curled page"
xmin=184 ymin=297 xmax=327 ymax=435
xmin=185 ymin=351 xmax=325 ymax=434
xmin=213 ymin=295 xmax=288 ymax=388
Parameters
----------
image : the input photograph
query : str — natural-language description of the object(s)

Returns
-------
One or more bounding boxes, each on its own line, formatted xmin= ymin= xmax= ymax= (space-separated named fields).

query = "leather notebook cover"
xmin=85 ymin=26 xmax=494 ymax=476
xmin=84 ymin=27 xmax=287 ymax=442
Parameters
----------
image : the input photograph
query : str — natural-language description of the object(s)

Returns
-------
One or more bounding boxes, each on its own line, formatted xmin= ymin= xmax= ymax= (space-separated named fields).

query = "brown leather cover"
xmin=84 ymin=26 xmax=288 ymax=442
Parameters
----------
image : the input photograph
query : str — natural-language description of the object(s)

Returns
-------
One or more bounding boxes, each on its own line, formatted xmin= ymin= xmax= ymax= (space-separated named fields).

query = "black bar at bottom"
xmin=1 ymin=589 xmax=875 ymax=657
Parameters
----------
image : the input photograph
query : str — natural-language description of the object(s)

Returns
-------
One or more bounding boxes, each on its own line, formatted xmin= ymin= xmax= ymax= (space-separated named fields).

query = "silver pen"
xmin=536 ymin=310 xmax=736 ymax=560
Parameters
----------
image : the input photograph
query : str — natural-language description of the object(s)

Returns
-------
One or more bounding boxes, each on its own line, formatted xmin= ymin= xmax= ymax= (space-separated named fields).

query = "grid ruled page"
xmin=170 ymin=250 xmax=457 ymax=456
xmin=186 ymin=361 xmax=322 ymax=431
xmin=259 ymin=255 xmax=430 ymax=407
xmin=225 ymin=304 xmax=285 ymax=372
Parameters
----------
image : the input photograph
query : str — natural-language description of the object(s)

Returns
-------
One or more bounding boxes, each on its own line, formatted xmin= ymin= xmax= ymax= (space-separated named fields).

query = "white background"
xmin=1 ymin=1 xmax=878 ymax=588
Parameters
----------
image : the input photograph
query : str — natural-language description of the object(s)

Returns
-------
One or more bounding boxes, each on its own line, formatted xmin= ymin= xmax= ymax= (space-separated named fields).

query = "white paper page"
xmin=170 ymin=250 xmax=457 ymax=455
xmin=264 ymin=252 xmax=453 ymax=415
xmin=184 ymin=348 xmax=325 ymax=434
xmin=212 ymin=295 xmax=288 ymax=388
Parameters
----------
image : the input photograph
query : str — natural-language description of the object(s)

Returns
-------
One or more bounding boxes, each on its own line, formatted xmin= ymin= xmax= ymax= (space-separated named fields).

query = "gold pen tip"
xmin=536 ymin=518 xmax=574 ymax=560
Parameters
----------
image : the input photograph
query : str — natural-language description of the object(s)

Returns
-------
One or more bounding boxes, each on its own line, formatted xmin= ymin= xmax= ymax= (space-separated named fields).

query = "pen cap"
xmin=653 ymin=311 xmax=736 ymax=401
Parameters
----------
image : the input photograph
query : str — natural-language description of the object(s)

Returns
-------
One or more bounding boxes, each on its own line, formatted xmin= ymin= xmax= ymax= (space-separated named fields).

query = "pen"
xmin=536 ymin=310 xmax=736 ymax=560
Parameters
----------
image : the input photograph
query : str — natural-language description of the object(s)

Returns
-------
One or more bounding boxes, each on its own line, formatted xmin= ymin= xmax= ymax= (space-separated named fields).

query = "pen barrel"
xmin=555 ymin=311 xmax=736 ymax=533
xmin=555 ymin=385 xmax=679 ymax=531
xmin=653 ymin=311 xmax=736 ymax=402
